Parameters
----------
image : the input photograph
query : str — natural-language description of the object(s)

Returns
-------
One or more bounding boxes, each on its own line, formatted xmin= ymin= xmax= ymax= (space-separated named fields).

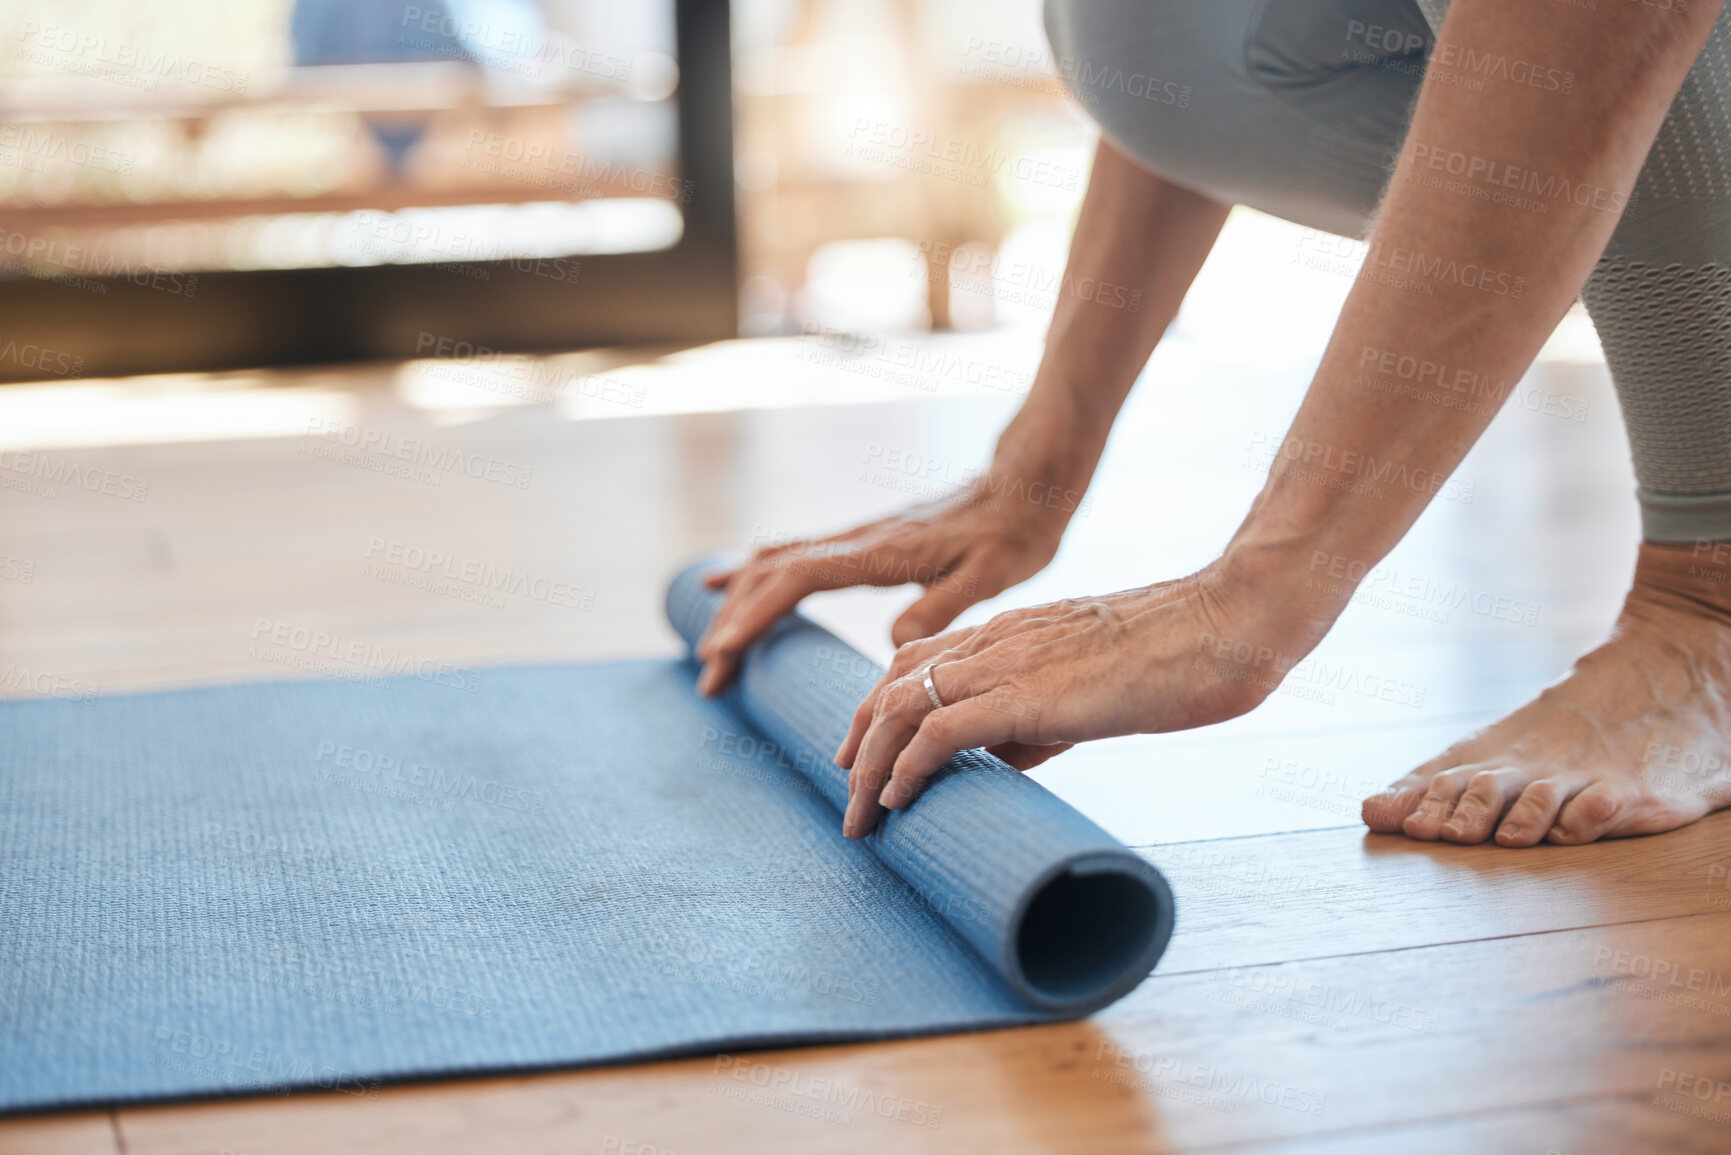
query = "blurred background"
xmin=0 ymin=0 xmax=1636 ymax=845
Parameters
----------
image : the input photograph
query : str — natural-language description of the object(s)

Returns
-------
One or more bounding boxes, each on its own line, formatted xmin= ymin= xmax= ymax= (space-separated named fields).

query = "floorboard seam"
xmin=1146 ymin=908 xmax=1731 ymax=979
xmin=1127 ymin=825 xmax=1362 ymax=851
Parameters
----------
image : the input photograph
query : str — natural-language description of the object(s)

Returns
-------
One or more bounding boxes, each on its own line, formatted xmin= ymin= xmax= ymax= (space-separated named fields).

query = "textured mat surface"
xmin=0 ymin=561 xmax=1174 ymax=1112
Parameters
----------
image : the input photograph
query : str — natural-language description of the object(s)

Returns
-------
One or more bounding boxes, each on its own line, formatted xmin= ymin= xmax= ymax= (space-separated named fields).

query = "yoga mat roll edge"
xmin=667 ymin=558 xmax=1176 ymax=1015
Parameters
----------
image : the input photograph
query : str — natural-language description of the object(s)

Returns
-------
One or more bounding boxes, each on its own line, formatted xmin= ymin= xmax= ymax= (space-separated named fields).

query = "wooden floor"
xmin=2 ymin=318 xmax=1728 ymax=1153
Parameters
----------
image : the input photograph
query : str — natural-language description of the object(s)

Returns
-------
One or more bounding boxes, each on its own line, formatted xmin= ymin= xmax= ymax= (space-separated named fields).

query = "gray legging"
xmin=1045 ymin=0 xmax=1731 ymax=543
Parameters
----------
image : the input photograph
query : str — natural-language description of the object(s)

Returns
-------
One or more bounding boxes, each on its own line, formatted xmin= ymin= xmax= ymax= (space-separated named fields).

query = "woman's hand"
xmin=695 ymin=469 xmax=1080 ymax=696
xmin=834 ymin=557 xmax=1338 ymax=838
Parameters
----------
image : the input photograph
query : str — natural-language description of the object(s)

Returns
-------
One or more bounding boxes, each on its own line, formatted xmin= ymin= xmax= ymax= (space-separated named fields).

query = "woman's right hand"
xmin=694 ymin=472 xmax=1080 ymax=696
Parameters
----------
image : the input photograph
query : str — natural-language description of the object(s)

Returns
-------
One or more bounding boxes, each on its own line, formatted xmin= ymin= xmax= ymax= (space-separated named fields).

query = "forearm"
xmin=993 ymin=138 xmax=1230 ymax=495
xmin=1228 ymin=0 xmax=1721 ymax=589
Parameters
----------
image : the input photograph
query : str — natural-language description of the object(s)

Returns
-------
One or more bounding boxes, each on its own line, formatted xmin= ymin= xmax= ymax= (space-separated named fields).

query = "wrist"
xmin=1214 ymin=523 xmax=1368 ymax=654
xmin=992 ymin=395 xmax=1108 ymax=493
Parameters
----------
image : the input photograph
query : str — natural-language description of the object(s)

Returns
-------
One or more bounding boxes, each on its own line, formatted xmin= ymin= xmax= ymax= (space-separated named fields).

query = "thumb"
xmin=891 ymin=572 xmax=986 ymax=647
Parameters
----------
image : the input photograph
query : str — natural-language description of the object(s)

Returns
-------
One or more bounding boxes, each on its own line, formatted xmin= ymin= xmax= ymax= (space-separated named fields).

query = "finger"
xmin=698 ymin=568 xmax=830 ymax=696
xmin=842 ymin=675 xmax=943 ymax=838
xmin=890 ymin=565 xmax=993 ymax=647
xmin=700 ymin=564 xmax=743 ymax=589
xmin=987 ymin=741 xmax=1072 ymax=770
xmin=880 ymin=691 xmax=1030 ymax=813
xmin=695 ymin=563 xmax=774 ymax=662
xmin=836 ymin=631 xmax=975 ymax=769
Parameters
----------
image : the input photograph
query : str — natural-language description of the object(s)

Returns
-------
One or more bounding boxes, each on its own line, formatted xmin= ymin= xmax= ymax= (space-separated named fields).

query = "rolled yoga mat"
xmin=0 ymin=559 xmax=1175 ymax=1112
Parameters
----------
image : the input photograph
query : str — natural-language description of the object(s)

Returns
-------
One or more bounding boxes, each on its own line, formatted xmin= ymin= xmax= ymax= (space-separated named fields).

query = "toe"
xmin=1439 ymin=766 xmax=1528 ymax=844
xmin=1362 ymin=775 xmax=1430 ymax=832
xmin=1402 ymin=769 xmax=1474 ymax=841
xmin=1495 ymin=777 xmax=1584 ymax=848
xmin=1547 ymin=781 xmax=1622 ymax=844
xmin=1365 ymin=742 xmax=1487 ymax=834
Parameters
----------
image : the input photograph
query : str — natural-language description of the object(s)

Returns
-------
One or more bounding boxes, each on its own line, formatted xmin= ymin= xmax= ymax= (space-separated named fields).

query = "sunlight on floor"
xmin=0 ymin=209 xmax=1607 ymax=451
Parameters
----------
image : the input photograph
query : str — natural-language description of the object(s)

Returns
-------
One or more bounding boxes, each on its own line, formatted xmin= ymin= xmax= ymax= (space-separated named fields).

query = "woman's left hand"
xmin=835 ymin=561 xmax=1328 ymax=838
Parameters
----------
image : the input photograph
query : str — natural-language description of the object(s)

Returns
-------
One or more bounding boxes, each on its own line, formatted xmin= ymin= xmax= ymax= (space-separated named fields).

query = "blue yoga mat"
xmin=0 ymin=560 xmax=1174 ymax=1112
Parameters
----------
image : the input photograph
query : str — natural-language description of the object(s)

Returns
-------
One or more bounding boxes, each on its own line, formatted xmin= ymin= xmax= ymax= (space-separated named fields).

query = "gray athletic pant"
xmin=1045 ymin=0 xmax=1731 ymax=542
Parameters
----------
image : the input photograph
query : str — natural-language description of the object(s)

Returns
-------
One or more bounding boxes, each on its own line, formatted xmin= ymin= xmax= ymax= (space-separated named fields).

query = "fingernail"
xmin=697 ymin=666 xmax=716 ymax=696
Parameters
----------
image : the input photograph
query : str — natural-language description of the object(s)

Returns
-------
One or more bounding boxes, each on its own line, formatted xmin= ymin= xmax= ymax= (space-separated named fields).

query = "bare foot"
xmin=1362 ymin=541 xmax=1731 ymax=847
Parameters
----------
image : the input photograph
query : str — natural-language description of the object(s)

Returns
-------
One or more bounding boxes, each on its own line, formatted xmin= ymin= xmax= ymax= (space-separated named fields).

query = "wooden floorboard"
xmin=1219 ymin=1096 xmax=1730 ymax=1154
xmin=0 ymin=1114 xmax=119 ymax=1155
xmin=69 ymin=910 xmax=1730 ymax=1153
xmin=4 ymin=337 xmax=1727 ymax=1150
xmin=1149 ymin=814 xmax=1731 ymax=973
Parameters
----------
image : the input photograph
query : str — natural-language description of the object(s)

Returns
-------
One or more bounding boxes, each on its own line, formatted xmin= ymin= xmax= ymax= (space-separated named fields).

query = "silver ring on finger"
xmin=922 ymin=663 xmax=946 ymax=710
